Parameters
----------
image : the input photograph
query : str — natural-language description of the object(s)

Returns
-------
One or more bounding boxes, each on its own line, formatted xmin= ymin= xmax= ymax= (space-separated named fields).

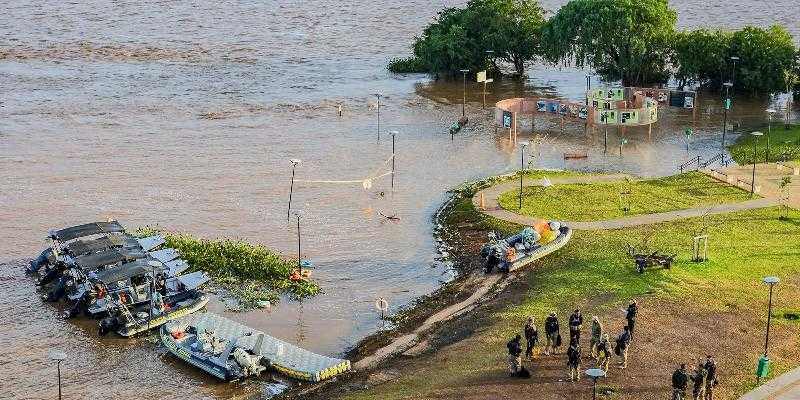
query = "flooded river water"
xmin=1 ymin=1 xmax=798 ymax=398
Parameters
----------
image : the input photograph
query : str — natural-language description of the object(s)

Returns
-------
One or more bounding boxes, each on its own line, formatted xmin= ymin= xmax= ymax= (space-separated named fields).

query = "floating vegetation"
xmin=136 ymin=228 xmax=321 ymax=310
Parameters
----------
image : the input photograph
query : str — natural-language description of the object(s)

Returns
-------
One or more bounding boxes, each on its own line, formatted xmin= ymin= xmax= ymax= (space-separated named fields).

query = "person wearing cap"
xmin=524 ymin=317 xmax=539 ymax=359
xmin=589 ymin=315 xmax=603 ymax=359
xmin=544 ymin=312 xmax=560 ymax=355
xmin=672 ymin=363 xmax=689 ymax=400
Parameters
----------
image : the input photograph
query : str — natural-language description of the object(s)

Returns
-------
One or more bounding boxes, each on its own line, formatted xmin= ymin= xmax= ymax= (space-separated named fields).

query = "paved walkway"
xmin=473 ymin=173 xmax=780 ymax=231
xmin=739 ymin=366 xmax=800 ymax=399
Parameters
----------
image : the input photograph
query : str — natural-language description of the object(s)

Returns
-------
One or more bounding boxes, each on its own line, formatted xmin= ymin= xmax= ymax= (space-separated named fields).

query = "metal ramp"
xmin=174 ymin=313 xmax=350 ymax=382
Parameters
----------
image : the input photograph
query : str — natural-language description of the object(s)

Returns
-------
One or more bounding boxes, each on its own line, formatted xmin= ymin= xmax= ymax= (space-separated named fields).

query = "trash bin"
xmin=756 ymin=355 xmax=770 ymax=378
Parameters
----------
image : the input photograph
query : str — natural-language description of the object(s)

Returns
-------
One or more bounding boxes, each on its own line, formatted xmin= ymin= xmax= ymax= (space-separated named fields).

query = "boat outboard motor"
xmin=28 ymin=248 xmax=52 ymax=273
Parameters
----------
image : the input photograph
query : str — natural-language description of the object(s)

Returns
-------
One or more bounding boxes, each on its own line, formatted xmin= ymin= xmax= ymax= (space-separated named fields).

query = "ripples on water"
xmin=1 ymin=0 xmax=798 ymax=398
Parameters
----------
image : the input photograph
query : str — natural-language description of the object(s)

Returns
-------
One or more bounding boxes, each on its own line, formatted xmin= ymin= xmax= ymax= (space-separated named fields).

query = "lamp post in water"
xmin=287 ymin=158 xmax=301 ymax=221
xmin=293 ymin=210 xmax=304 ymax=275
xmin=585 ymin=368 xmax=606 ymax=400
xmin=519 ymin=141 xmax=529 ymax=209
xmin=730 ymin=56 xmax=740 ymax=96
xmin=722 ymin=82 xmax=733 ymax=149
xmin=389 ymin=130 xmax=398 ymax=189
xmin=758 ymin=276 xmax=780 ymax=383
xmin=48 ymin=350 xmax=67 ymax=400
xmin=750 ymin=131 xmax=763 ymax=196
xmin=459 ymin=69 xmax=469 ymax=118
xmin=766 ymin=108 xmax=776 ymax=163
xmin=373 ymin=93 xmax=382 ymax=141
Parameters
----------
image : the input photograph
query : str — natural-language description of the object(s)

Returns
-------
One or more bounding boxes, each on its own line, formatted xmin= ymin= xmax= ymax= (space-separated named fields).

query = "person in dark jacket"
xmin=569 ymin=309 xmax=584 ymax=344
xmin=616 ymin=325 xmax=631 ymax=369
xmin=625 ymin=299 xmax=638 ymax=340
xmin=524 ymin=317 xmax=538 ymax=359
xmin=567 ymin=342 xmax=582 ymax=382
xmin=544 ymin=312 xmax=560 ymax=355
xmin=704 ymin=355 xmax=717 ymax=400
xmin=672 ymin=363 xmax=689 ymax=400
xmin=507 ymin=334 xmax=523 ymax=375
xmin=691 ymin=359 xmax=707 ymax=400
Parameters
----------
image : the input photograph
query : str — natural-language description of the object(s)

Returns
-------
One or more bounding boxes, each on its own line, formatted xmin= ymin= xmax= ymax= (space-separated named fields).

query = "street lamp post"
xmin=519 ymin=141 xmax=529 ymax=210
xmin=48 ymin=350 xmax=67 ymax=400
xmin=586 ymin=368 xmax=606 ymax=400
xmin=730 ymin=56 xmax=740 ymax=96
xmin=287 ymin=159 xmax=301 ymax=221
xmin=484 ymin=51 xmax=494 ymax=108
xmin=722 ymin=82 xmax=733 ymax=149
xmin=293 ymin=210 xmax=303 ymax=276
xmin=389 ymin=130 xmax=398 ymax=188
xmin=750 ymin=131 xmax=763 ymax=196
xmin=766 ymin=108 xmax=776 ymax=163
xmin=373 ymin=93 xmax=382 ymax=141
xmin=763 ymin=276 xmax=780 ymax=356
xmin=459 ymin=69 xmax=469 ymax=118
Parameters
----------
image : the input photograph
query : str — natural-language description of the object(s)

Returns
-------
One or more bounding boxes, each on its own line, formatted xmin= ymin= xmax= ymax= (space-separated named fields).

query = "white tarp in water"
xmin=176 ymin=312 xmax=350 ymax=382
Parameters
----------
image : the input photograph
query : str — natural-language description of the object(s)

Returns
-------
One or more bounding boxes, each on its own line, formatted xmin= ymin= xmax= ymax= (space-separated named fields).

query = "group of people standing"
xmin=671 ymin=356 xmax=719 ymax=400
xmin=506 ymin=300 xmax=639 ymax=382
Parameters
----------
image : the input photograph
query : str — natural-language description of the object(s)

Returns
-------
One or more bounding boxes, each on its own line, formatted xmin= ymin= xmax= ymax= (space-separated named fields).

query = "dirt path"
xmin=473 ymin=173 xmax=779 ymax=230
xmin=354 ymin=272 xmax=503 ymax=370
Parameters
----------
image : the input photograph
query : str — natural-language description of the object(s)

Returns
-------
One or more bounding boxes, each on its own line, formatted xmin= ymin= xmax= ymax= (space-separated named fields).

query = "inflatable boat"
xmin=480 ymin=221 xmax=572 ymax=273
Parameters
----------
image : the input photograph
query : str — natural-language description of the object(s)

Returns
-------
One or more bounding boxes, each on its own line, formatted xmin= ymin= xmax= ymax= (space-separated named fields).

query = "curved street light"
xmin=766 ymin=108 xmax=777 ymax=163
xmin=287 ymin=158 xmax=301 ymax=221
xmin=48 ymin=350 xmax=67 ymax=400
xmin=750 ymin=131 xmax=763 ymax=196
xmin=585 ymin=368 xmax=606 ymax=400
xmin=519 ymin=141 xmax=529 ymax=209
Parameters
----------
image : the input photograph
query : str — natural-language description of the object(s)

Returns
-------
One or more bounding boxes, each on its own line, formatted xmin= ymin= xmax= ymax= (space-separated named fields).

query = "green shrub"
xmin=387 ymin=57 xmax=427 ymax=73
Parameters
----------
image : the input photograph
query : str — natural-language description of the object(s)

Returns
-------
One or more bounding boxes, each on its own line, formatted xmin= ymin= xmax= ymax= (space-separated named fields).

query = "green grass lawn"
xmin=728 ymin=124 xmax=800 ymax=165
xmin=345 ymin=206 xmax=800 ymax=400
xmin=497 ymin=172 xmax=753 ymax=222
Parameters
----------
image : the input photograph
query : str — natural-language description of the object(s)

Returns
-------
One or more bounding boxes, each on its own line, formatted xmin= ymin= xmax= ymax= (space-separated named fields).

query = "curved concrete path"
xmin=473 ymin=174 xmax=780 ymax=230
xmin=739 ymin=366 xmax=800 ymax=399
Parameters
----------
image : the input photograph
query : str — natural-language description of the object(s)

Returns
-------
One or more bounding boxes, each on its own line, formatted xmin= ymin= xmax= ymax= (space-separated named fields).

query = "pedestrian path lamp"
xmin=749 ymin=132 xmax=763 ymax=196
xmin=48 ymin=350 xmax=67 ymax=400
xmin=730 ymin=56 xmax=740 ymax=94
xmin=722 ymin=82 xmax=733 ymax=149
xmin=519 ymin=141 xmax=529 ymax=210
xmin=389 ymin=130 xmax=398 ymax=188
xmin=585 ymin=368 xmax=606 ymax=400
xmin=287 ymin=158 xmax=301 ymax=221
xmin=373 ymin=93 xmax=382 ymax=141
xmin=758 ymin=276 xmax=780 ymax=383
xmin=293 ymin=210 xmax=304 ymax=275
xmin=459 ymin=69 xmax=469 ymax=117
xmin=766 ymin=108 xmax=776 ymax=162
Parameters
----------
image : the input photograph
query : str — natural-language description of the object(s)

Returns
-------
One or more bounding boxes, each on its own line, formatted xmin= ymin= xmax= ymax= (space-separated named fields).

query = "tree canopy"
xmin=389 ymin=0 xmax=546 ymax=77
xmin=540 ymin=0 xmax=676 ymax=86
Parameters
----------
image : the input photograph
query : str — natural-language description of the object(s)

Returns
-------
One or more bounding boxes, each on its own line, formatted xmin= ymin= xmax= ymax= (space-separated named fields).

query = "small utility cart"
xmin=627 ymin=245 xmax=675 ymax=273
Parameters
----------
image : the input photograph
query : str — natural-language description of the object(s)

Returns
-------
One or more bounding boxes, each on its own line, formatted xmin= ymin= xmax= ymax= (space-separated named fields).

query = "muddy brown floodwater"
xmin=0 ymin=1 xmax=798 ymax=399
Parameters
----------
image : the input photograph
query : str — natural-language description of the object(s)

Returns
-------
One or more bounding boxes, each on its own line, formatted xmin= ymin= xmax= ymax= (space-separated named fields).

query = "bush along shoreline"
xmin=136 ymin=228 xmax=321 ymax=311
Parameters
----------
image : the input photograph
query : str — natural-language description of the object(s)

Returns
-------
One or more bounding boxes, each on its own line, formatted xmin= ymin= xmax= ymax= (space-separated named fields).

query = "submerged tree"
xmin=672 ymin=29 xmax=733 ymax=90
xmin=390 ymin=0 xmax=546 ymax=77
xmin=729 ymin=25 xmax=797 ymax=94
xmin=540 ymin=0 xmax=676 ymax=86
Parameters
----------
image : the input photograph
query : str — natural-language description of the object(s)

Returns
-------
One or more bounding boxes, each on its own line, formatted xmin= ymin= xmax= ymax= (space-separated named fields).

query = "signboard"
xmin=600 ymin=110 xmax=618 ymax=124
xmin=685 ymin=128 xmax=693 ymax=136
xmin=684 ymin=95 xmax=694 ymax=109
xmin=724 ymin=98 xmax=731 ymax=110
xmin=620 ymin=111 xmax=639 ymax=125
xmin=476 ymin=70 xmax=487 ymax=83
xmin=578 ymin=106 xmax=588 ymax=119
xmin=547 ymin=102 xmax=559 ymax=113
xmin=536 ymin=100 xmax=546 ymax=112
xmin=502 ymin=110 xmax=512 ymax=128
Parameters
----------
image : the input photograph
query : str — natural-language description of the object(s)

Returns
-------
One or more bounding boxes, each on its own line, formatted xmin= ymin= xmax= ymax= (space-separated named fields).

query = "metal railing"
xmin=679 ymin=156 xmax=701 ymax=173
xmin=700 ymin=153 xmax=727 ymax=168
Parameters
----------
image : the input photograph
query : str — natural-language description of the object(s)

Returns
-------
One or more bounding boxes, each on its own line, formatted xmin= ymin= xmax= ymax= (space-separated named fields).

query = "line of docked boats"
xmin=28 ymin=220 xmax=350 ymax=384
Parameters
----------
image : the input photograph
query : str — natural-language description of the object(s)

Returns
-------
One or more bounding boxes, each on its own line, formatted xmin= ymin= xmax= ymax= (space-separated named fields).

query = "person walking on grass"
xmin=625 ymin=299 xmax=638 ymax=340
xmin=672 ymin=363 xmax=689 ymax=400
xmin=569 ymin=308 xmax=584 ymax=344
xmin=506 ymin=334 xmax=523 ymax=376
xmin=544 ymin=312 xmax=561 ymax=355
xmin=704 ymin=355 xmax=718 ymax=400
xmin=590 ymin=315 xmax=603 ymax=359
xmin=596 ymin=334 xmax=612 ymax=373
xmin=615 ymin=325 xmax=631 ymax=369
xmin=691 ymin=359 xmax=707 ymax=400
xmin=524 ymin=317 xmax=539 ymax=359
xmin=567 ymin=340 xmax=582 ymax=382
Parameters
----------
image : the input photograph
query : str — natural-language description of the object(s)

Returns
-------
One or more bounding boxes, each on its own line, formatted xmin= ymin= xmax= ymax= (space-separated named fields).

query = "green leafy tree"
xmin=729 ymin=25 xmax=797 ymax=94
xmin=540 ymin=0 xmax=676 ymax=86
xmin=672 ymin=29 xmax=732 ymax=90
xmin=392 ymin=0 xmax=546 ymax=77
